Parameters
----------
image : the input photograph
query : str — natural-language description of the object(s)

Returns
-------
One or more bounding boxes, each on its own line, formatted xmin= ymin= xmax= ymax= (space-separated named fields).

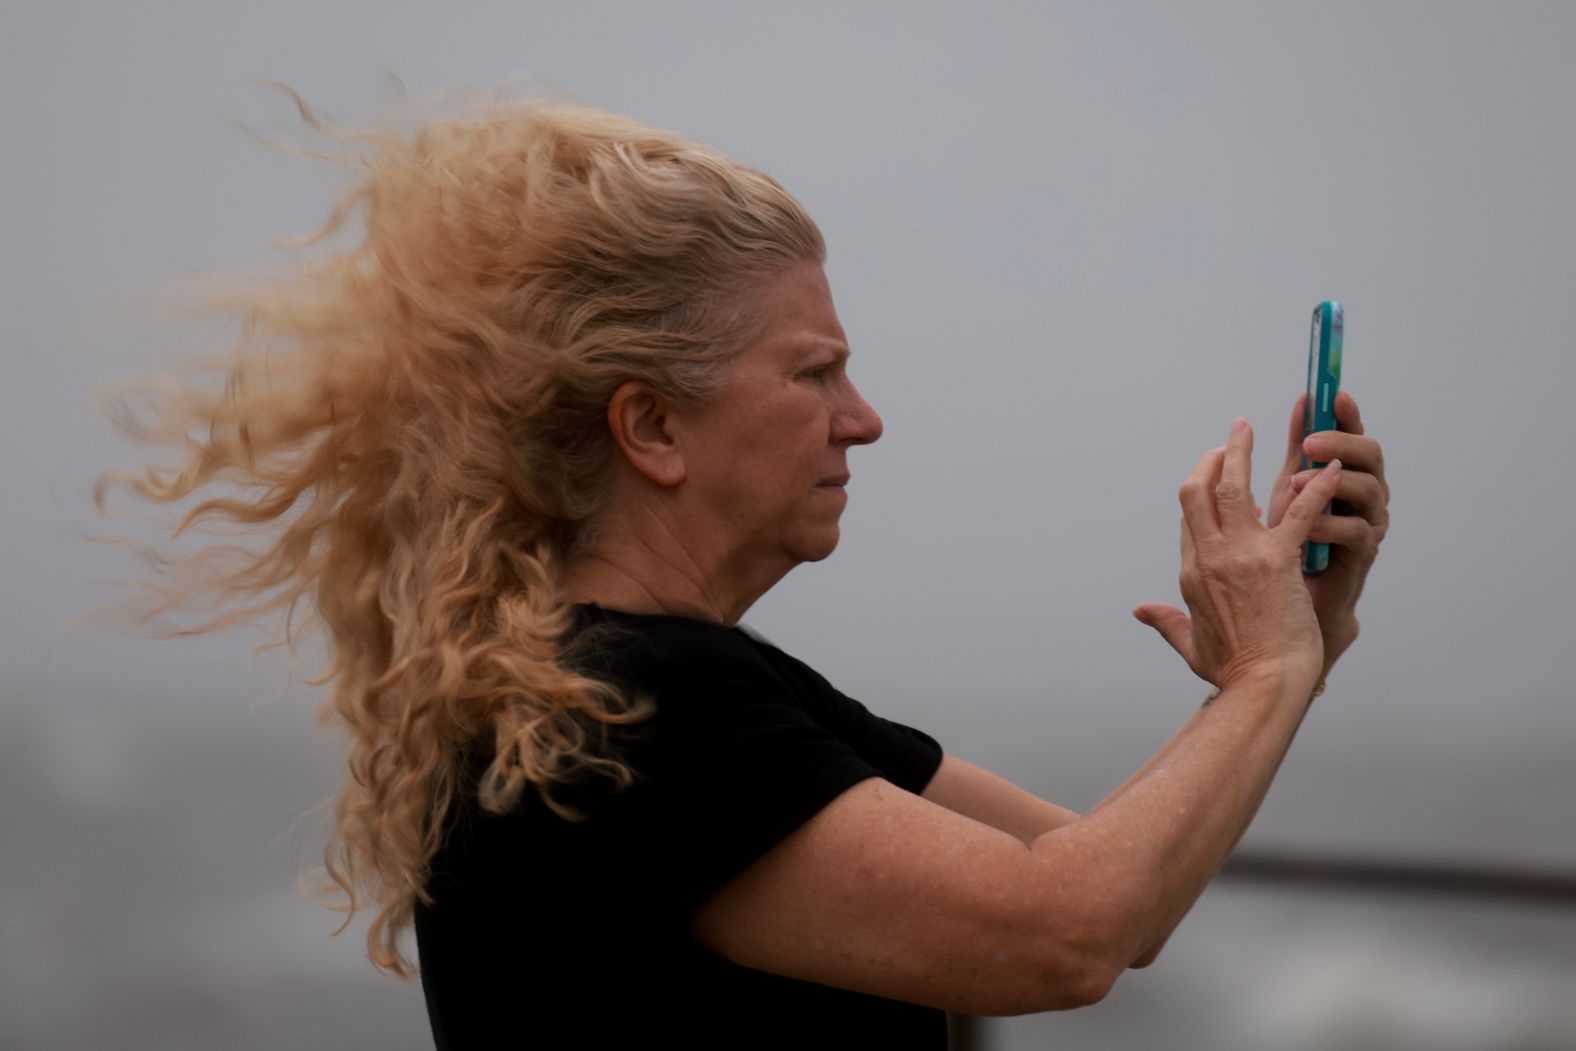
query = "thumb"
xmin=1133 ymin=603 xmax=1195 ymax=663
xmin=1283 ymin=391 xmax=1309 ymax=467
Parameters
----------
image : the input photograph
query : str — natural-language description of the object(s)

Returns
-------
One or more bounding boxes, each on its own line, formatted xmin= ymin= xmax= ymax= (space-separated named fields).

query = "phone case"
xmin=1302 ymin=300 xmax=1343 ymax=574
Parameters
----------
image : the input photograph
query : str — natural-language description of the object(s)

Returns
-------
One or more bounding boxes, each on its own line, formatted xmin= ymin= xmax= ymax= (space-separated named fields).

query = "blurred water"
xmin=4 ymin=695 xmax=1573 ymax=1051
xmin=993 ymin=886 xmax=1576 ymax=1051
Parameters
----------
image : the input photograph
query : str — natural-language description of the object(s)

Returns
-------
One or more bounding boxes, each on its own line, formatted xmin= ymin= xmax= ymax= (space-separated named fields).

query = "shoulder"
xmin=570 ymin=606 xmax=794 ymax=697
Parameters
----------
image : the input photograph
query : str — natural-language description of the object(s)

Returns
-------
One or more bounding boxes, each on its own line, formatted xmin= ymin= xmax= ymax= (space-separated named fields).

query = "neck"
xmin=559 ymin=545 xmax=787 ymax=629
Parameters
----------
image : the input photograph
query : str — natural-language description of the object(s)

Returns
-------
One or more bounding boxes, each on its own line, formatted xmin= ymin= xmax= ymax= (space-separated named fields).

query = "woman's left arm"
xmin=921 ymin=755 xmax=1082 ymax=846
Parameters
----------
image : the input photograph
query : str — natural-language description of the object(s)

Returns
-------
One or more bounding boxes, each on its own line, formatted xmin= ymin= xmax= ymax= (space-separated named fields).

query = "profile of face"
xmin=671 ymin=260 xmax=884 ymax=572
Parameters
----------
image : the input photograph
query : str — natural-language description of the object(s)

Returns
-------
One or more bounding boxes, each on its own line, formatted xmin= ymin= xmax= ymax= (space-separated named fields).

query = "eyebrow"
xmin=798 ymin=342 xmax=851 ymax=363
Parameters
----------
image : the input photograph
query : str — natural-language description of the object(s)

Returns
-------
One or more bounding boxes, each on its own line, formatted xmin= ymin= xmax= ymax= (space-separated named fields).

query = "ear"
xmin=606 ymin=380 xmax=687 ymax=487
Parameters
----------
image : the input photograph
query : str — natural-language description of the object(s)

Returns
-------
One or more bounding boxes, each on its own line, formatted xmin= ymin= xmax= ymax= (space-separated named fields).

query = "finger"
xmin=1307 ymin=513 xmax=1381 ymax=558
xmin=1216 ymin=417 xmax=1258 ymax=529
xmin=1179 ymin=445 xmax=1227 ymax=537
xmin=1277 ymin=458 xmax=1344 ymax=542
xmin=1290 ymin=468 xmax=1385 ymax=525
xmin=1323 ymin=393 xmax=1392 ymax=506
xmin=1334 ymin=390 xmax=1365 ymax=436
xmin=1301 ymin=433 xmax=1387 ymax=503
xmin=1284 ymin=392 xmax=1309 ymax=469
xmin=1132 ymin=602 xmax=1196 ymax=668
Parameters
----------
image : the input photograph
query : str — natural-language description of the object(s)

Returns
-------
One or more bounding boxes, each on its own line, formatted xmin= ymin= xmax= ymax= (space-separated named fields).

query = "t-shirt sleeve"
xmin=611 ymin=631 xmax=944 ymax=917
xmin=739 ymin=636 xmax=945 ymax=797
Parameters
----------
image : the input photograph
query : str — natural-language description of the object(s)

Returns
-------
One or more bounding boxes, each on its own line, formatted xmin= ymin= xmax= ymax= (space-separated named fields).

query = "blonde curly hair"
xmin=78 ymin=80 xmax=827 ymax=974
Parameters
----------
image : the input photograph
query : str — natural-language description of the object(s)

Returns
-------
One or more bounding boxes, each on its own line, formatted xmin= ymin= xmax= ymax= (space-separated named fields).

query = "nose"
xmin=835 ymin=379 xmax=883 ymax=446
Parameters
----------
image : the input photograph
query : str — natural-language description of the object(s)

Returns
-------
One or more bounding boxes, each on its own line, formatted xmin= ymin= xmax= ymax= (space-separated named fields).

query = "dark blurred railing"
xmin=946 ymin=850 xmax=1576 ymax=1050
xmin=1219 ymin=849 xmax=1576 ymax=904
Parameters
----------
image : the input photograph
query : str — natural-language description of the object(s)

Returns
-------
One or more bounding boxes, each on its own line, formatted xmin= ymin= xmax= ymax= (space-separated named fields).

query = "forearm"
xmin=922 ymin=755 xmax=1083 ymax=846
xmin=1087 ymin=701 xmax=1213 ymax=821
xmin=1028 ymin=666 xmax=1317 ymax=973
xmin=1129 ymin=685 xmax=1319 ymax=966
xmin=1094 ymin=660 xmax=1331 ymax=822
xmin=1084 ymin=694 xmax=1216 ymax=968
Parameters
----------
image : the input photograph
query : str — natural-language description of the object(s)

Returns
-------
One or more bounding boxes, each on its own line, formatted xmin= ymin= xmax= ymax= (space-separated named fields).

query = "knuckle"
xmin=1214 ymin=481 xmax=1243 ymax=503
xmin=1207 ymin=555 xmax=1237 ymax=580
xmin=1363 ymin=520 xmax=1386 ymax=553
xmin=1250 ymin=548 xmax=1282 ymax=574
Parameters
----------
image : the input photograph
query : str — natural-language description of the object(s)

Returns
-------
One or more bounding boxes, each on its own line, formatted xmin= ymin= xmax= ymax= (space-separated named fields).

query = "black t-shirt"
xmin=413 ymin=603 xmax=949 ymax=1049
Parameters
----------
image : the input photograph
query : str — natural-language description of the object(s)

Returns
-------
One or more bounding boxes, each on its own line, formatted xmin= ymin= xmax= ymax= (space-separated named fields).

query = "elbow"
xmin=1008 ymin=890 xmax=1143 ymax=1011
xmin=979 ymin=842 xmax=1157 ymax=1013
xmin=1127 ymin=933 xmax=1168 ymax=969
xmin=1128 ymin=944 xmax=1163 ymax=969
xmin=999 ymin=934 xmax=1126 ymax=1014
xmin=961 ymin=932 xmax=1123 ymax=1016
xmin=1018 ymin=954 xmax=1122 ymax=1012
xmin=1061 ymin=955 xmax=1123 ymax=1008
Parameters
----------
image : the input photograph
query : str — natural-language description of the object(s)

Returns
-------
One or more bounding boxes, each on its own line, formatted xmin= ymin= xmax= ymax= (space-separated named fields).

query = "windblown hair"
xmin=80 ymin=81 xmax=826 ymax=974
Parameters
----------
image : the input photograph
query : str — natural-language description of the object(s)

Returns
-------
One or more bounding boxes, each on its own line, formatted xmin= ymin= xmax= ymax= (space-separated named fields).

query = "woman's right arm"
xmin=690 ymin=422 xmax=1344 ymax=1014
xmin=687 ymin=661 xmax=1316 ymax=1016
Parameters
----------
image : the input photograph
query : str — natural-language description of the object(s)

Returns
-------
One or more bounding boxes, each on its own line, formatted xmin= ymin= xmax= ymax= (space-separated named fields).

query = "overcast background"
xmin=4 ymin=2 xmax=1574 ymax=1049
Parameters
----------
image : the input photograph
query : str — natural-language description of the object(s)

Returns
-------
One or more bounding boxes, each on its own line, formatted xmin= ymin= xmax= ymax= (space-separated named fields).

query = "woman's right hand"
xmin=1132 ymin=417 xmax=1344 ymax=694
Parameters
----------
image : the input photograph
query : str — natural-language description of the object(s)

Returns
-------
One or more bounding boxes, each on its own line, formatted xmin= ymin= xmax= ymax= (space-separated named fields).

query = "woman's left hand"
xmin=1261 ymin=390 xmax=1390 ymax=681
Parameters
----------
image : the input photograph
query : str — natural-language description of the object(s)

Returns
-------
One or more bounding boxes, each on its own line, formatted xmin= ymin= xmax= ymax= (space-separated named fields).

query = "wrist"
xmin=1214 ymin=660 xmax=1322 ymax=702
xmin=1206 ymin=670 xmax=1325 ymax=706
xmin=1321 ymin=617 xmax=1359 ymax=675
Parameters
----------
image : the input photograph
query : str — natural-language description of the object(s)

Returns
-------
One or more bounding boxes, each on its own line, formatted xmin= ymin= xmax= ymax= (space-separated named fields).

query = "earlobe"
xmin=607 ymin=380 xmax=687 ymax=487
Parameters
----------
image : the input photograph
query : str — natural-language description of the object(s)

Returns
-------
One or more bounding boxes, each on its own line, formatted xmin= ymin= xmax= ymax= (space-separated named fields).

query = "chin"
xmin=798 ymin=534 xmax=840 ymax=563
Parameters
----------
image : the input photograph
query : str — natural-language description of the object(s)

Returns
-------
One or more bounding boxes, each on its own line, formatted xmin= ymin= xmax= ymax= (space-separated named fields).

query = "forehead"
xmin=753 ymin=262 xmax=848 ymax=358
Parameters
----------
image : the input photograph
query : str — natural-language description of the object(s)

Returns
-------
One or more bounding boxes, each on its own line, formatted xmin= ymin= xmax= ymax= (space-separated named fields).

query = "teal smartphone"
xmin=1302 ymin=300 xmax=1343 ymax=574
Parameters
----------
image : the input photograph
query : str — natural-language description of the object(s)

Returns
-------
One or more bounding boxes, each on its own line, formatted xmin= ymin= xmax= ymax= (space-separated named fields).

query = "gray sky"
xmin=4 ymin=2 xmax=1573 ymax=1049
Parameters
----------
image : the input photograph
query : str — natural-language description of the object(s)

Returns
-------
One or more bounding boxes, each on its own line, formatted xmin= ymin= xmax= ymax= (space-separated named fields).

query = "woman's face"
xmin=674 ymin=260 xmax=883 ymax=572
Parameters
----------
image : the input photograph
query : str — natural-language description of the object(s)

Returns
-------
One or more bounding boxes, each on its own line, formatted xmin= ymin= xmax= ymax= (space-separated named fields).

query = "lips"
xmin=818 ymin=475 xmax=850 ymax=486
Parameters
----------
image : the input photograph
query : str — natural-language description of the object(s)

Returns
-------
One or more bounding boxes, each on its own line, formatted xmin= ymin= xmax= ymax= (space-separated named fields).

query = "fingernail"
xmin=1232 ymin=417 xmax=1247 ymax=437
xmin=1325 ymin=458 xmax=1343 ymax=475
xmin=1305 ymin=436 xmax=1329 ymax=457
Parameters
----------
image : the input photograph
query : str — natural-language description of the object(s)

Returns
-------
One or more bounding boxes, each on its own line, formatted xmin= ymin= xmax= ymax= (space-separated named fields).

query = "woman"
xmin=88 ymin=85 xmax=1389 ymax=1048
